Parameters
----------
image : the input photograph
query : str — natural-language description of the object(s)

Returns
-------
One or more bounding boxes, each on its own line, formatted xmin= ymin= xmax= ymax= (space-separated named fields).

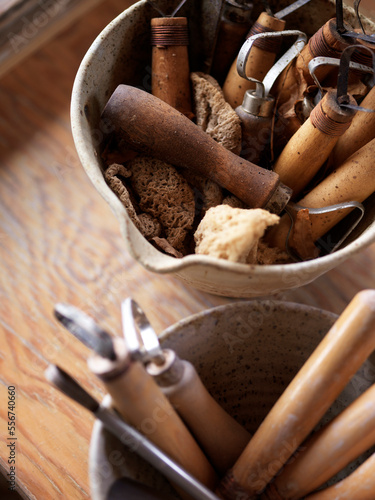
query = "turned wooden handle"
xmin=305 ymin=452 xmax=375 ymax=500
xmin=273 ymin=90 xmax=356 ymax=198
xmin=223 ymin=13 xmax=286 ymax=109
xmin=264 ymin=383 xmax=375 ymax=499
xmin=88 ymin=339 xmax=218 ymax=494
xmin=151 ymin=17 xmax=192 ymax=118
xmin=152 ymin=357 xmax=251 ymax=475
xmin=101 ymin=84 xmax=289 ymax=211
xmin=330 ymin=85 xmax=375 ymax=168
xmin=216 ymin=290 xmax=375 ymax=499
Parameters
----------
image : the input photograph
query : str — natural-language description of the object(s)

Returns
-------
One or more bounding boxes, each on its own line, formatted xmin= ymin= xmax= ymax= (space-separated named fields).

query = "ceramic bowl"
xmin=88 ymin=300 xmax=375 ymax=499
xmin=71 ymin=0 xmax=375 ymax=297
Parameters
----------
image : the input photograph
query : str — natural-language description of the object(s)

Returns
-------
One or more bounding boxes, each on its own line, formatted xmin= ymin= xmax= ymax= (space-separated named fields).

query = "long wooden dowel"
xmin=305 ymin=452 xmax=375 ymax=500
xmin=88 ymin=339 xmax=218 ymax=496
xmin=216 ymin=290 xmax=375 ymax=499
xmin=223 ymin=12 xmax=286 ymax=109
xmin=263 ymin=383 xmax=375 ymax=499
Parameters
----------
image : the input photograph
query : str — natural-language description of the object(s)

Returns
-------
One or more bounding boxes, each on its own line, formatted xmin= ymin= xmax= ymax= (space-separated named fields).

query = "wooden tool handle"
xmin=101 ymin=84 xmax=289 ymax=212
xmin=151 ymin=356 xmax=251 ymax=475
xmin=299 ymin=136 xmax=375 ymax=241
xmin=264 ymin=383 xmax=375 ymax=499
xmin=216 ymin=290 xmax=375 ymax=499
xmin=330 ymin=86 xmax=375 ymax=168
xmin=223 ymin=13 xmax=286 ymax=109
xmin=273 ymin=90 xmax=356 ymax=198
xmin=151 ymin=17 xmax=193 ymax=118
xmin=88 ymin=339 xmax=218 ymax=493
xmin=305 ymin=452 xmax=375 ymax=500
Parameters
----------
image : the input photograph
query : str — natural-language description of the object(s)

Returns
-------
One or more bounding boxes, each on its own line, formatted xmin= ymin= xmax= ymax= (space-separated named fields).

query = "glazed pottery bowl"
xmin=89 ymin=300 xmax=375 ymax=499
xmin=71 ymin=0 xmax=375 ymax=297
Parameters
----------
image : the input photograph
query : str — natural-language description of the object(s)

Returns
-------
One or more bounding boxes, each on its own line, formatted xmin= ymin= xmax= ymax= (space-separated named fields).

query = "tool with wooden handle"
xmin=54 ymin=304 xmax=218 ymax=496
xmin=216 ymin=289 xmax=375 ymax=499
xmin=45 ymin=365 xmax=221 ymax=500
xmin=234 ymin=30 xmax=306 ymax=166
xmin=262 ymin=383 xmax=375 ymax=499
xmin=101 ymin=84 xmax=292 ymax=214
xmin=267 ymin=136 xmax=375 ymax=253
xmin=305 ymin=452 xmax=375 ymax=500
xmin=273 ymin=88 xmax=357 ymax=198
xmin=222 ymin=0 xmax=311 ymax=109
xmin=151 ymin=14 xmax=193 ymax=118
xmin=329 ymin=84 xmax=375 ymax=168
xmin=122 ymin=297 xmax=251 ymax=475
xmin=210 ymin=0 xmax=253 ymax=85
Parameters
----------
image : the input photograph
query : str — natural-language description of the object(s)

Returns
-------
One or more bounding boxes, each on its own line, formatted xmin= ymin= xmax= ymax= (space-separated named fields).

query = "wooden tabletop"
xmin=0 ymin=0 xmax=374 ymax=498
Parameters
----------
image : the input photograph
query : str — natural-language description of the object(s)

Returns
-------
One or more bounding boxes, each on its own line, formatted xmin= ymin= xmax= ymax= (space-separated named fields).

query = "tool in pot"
xmin=262 ymin=382 xmax=375 ymax=499
xmin=45 ymin=364 xmax=221 ymax=500
xmin=53 ymin=303 xmax=218 ymax=496
xmin=272 ymin=44 xmax=375 ymax=199
xmin=234 ymin=30 xmax=306 ymax=166
xmin=147 ymin=0 xmax=193 ymax=118
xmin=210 ymin=0 xmax=254 ymax=84
xmin=121 ymin=297 xmax=251 ymax=475
xmin=216 ymin=289 xmax=375 ymax=499
xmin=222 ymin=0 xmax=311 ymax=108
xmin=100 ymin=84 xmax=292 ymax=214
xmin=305 ymin=451 xmax=375 ymax=500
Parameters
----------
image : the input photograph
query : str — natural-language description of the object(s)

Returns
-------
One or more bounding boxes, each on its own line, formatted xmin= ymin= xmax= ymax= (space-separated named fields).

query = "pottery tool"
xmin=216 ymin=289 xmax=375 ymax=499
xmin=222 ymin=0 xmax=311 ymax=108
xmin=45 ymin=365 xmax=221 ymax=500
xmin=100 ymin=84 xmax=292 ymax=214
xmin=305 ymin=452 xmax=375 ymax=500
xmin=210 ymin=0 xmax=254 ymax=84
xmin=272 ymin=0 xmax=375 ymax=107
xmin=329 ymin=84 xmax=375 ymax=168
xmin=122 ymin=297 xmax=251 ymax=475
xmin=234 ymin=30 xmax=306 ymax=165
xmin=148 ymin=0 xmax=193 ymax=118
xmin=53 ymin=303 xmax=218 ymax=495
xmin=262 ymin=382 xmax=375 ymax=499
xmin=267 ymin=135 xmax=375 ymax=255
xmin=272 ymin=44 xmax=373 ymax=199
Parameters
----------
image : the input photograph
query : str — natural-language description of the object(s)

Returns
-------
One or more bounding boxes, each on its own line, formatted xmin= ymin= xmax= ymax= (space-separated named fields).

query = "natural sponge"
xmin=194 ymin=205 xmax=280 ymax=264
xmin=127 ymin=155 xmax=195 ymax=253
xmin=191 ymin=72 xmax=242 ymax=155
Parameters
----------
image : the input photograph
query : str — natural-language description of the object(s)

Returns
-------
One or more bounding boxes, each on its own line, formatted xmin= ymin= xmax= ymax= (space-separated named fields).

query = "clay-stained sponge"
xmin=194 ymin=205 xmax=279 ymax=264
xmin=191 ymin=72 xmax=242 ymax=155
xmin=127 ymin=155 xmax=195 ymax=254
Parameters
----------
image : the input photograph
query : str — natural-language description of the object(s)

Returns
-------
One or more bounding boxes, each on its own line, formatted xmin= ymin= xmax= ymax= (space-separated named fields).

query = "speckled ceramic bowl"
xmin=71 ymin=0 xmax=375 ymax=297
xmin=89 ymin=300 xmax=375 ymax=499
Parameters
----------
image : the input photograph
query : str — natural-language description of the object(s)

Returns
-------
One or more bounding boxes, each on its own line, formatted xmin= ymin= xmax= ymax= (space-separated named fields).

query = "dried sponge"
xmin=191 ymin=72 xmax=242 ymax=155
xmin=128 ymin=155 xmax=195 ymax=253
xmin=194 ymin=205 xmax=280 ymax=264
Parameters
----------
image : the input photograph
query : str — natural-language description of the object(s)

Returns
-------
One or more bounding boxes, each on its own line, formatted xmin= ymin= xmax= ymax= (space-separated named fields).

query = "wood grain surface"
xmin=0 ymin=0 xmax=374 ymax=498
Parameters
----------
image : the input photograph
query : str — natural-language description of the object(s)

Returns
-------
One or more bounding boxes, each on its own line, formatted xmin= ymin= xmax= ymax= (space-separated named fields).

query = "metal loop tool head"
xmin=308 ymin=46 xmax=375 ymax=112
xmin=121 ymin=298 xmax=165 ymax=365
xmin=236 ymin=30 xmax=307 ymax=97
xmin=284 ymin=201 xmax=365 ymax=261
xmin=336 ymin=0 xmax=375 ymax=44
xmin=54 ymin=303 xmax=116 ymax=360
xmin=146 ymin=0 xmax=187 ymax=17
